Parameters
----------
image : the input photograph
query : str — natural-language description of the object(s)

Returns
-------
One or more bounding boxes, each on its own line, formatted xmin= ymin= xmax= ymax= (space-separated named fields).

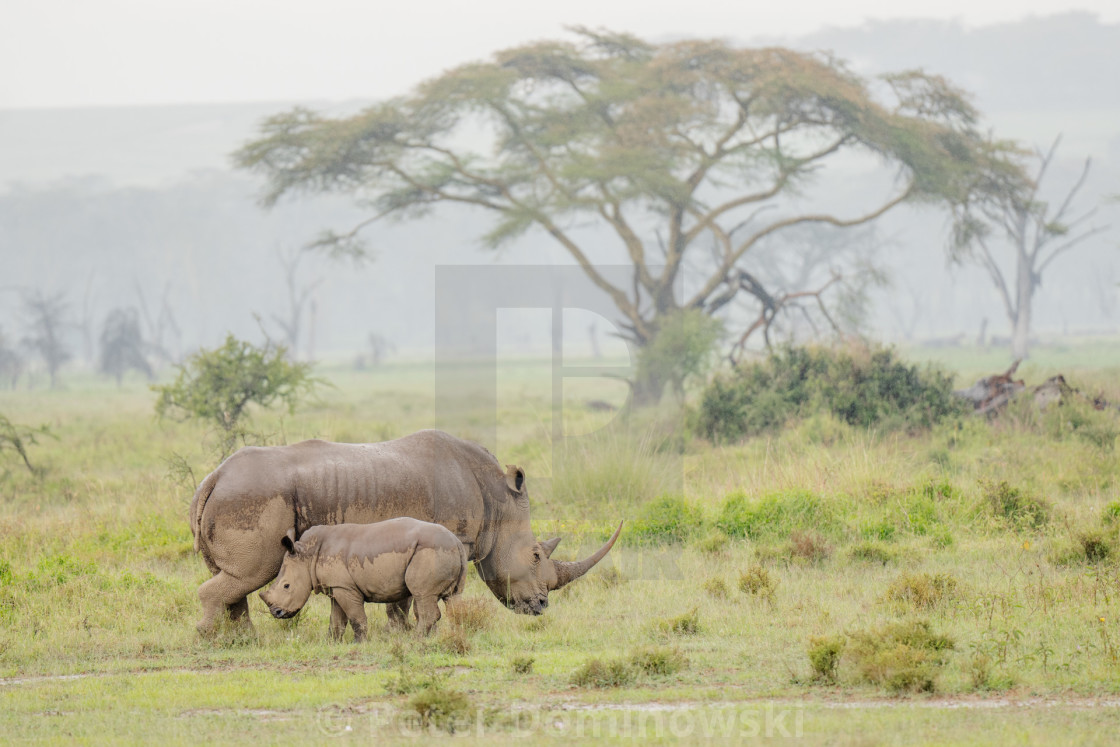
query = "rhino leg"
xmin=386 ymin=598 xmax=412 ymax=631
xmin=227 ymin=597 xmax=252 ymax=627
xmin=197 ymin=571 xmax=258 ymax=636
xmin=332 ymin=587 xmax=368 ymax=643
xmin=413 ymin=596 xmax=441 ymax=636
xmin=329 ymin=598 xmax=348 ymax=642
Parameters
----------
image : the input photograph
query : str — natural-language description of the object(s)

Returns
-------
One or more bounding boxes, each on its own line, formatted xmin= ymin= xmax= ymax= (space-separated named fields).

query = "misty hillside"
xmin=1 ymin=14 xmax=1118 ymax=367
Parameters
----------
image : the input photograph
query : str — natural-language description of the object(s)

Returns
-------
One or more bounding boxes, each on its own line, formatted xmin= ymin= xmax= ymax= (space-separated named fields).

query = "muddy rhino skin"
xmin=259 ymin=518 xmax=468 ymax=640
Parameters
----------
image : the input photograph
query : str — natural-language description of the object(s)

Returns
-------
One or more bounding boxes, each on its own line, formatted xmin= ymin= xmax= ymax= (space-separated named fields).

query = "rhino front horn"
xmin=551 ymin=521 xmax=623 ymax=590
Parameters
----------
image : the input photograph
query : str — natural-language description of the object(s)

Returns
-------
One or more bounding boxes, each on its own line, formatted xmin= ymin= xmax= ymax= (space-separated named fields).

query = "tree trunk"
xmin=1011 ymin=253 xmax=1034 ymax=360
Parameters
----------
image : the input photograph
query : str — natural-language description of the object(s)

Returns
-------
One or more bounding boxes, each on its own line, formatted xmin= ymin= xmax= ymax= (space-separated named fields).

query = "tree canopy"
xmin=236 ymin=28 xmax=1024 ymax=349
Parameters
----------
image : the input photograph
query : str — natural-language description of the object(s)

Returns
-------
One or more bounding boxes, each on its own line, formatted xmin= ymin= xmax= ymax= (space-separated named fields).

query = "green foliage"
xmin=657 ymin=607 xmax=701 ymax=636
xmin=510 ymin=655 xmax=534 ymax=675
xmin=629 ymin=646 xmax=687 ymax=677
xmin=698 ymin=345 xmax=966 ymax=443
xmin=235 ymin=29 xmax=1023 ymax=366
xmin=627 ymin=494 xmax=704 ymax=545
xmin=847 ymin=541 xmax=899 ymax=566
xmin=738 ymin=565 xmax=776 ymax=598
xmin=808 ymin=635 xmax=846 ymax=683
xmin=406 ymin=684 xmax=471 ymax=733
xmin=702 ymin=577 xmax=729 ymax=598
xmin=692 ymin=530 xmax=729 ymax=555
xmin=0 ymin=414 xmax=55 ymax=475
xmin=571 ymin=658 xmax=636 ymax=688
xmin=152 ymin=334 xmax=320 ymax=457
xmin=981 ymin=479 xmax=1050 ymax=529
xmin=847 ymin=621 xmax=955 ymax=694
xmin=716 ymin=489 xmax=829 ymax=539
xmin=633 ymin=309 xmax=723 ymax=404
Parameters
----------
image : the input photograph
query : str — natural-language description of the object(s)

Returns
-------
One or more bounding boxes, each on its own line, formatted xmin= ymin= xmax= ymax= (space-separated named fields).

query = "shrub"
xmin=657 ymin=607 xmax=701 ymax=636
xmin=807 ymin=635 xmax=845 ymax=683
xmin=407 ymin=685 xmax=471 ymax=733
xmin=628 ymin=494 xmax=704 ymax=544
xmin=738 ymin=565 xmax=776 ymax=598
xmin=847 ymin=621 xmax=954 ymax=694
xmin=717 ymin=489 xmax=828 ymax=539
xmin=703 ymin=577 xmax=729 ymax=598
xmin=698 ymin=345 xmax=965 ymax=443
xmin=981 ymin=480 xmax=1050 ymax=529
xmin=886 ymin=572 xmax=960 ymax=610
xmin=511 ymin=656 xmax=534 ymax=675
xmin=152 ymin=334 xmax=321 ymax=458
xmin=630 ymin=646 xmax=687 ymax=676
xmin=789 ymin=531 xmax=832 ymax=564
xmin=847 ymin=542 xmax=898 ymax=566
xmin=1079 ymin=531 xmax=1113 ymax=563
xmin=571 ymin=658 xmax=635 ymax=688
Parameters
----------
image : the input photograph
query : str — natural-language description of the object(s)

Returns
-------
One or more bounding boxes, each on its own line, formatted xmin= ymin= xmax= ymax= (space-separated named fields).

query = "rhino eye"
xmin=283 ymin=583 xmax=290 ymax=589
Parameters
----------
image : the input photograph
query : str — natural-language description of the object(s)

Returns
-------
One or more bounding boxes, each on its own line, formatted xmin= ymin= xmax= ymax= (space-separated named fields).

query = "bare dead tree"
xmin=728 ymin=271 xmax=844 ymax=363
xmin=135 ymin=280 xmax=183 ymax=367
xmin=271 ymin=246 xmax=324 ymax=360
xmin=953 ymin=135 xmax=1108 ymax=359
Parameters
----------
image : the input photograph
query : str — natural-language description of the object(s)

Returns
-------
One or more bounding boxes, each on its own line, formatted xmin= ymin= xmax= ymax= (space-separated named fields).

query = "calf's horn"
xmin=551 ymin=521 xmax=623 ymax=590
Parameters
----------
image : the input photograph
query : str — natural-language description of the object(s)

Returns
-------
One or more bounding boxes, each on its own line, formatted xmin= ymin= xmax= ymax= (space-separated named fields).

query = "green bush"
xmin=717 ymin=489 xmax=828 ymax=539
xmin=511 ymin=655 xmax=534 ymax=675
xmin=628 ymin=494 xmax=704 ymax=544
xmin=738 ymin=565 xmax=776 ymax=598
xmin=629 ymin=646 xmax=687 ymax=676
xmin=407 ymin=685 xmax=471 ymax=733
xmin=571 ymin=658 xmax=635 ymax=688
xmin=981 ymin=480 xmax=1050 ymax=529
xmin=808 ymin=635 xmax=846 ymax=683
xmin=657 ymin=607 xmax=701 ymax=635
xmin=847 ymin=541 xmax=898 ymax=565
xmin=847 ymin=621 xmax=955 ymax=694
xmin=698 ymin=345 xmax=965 ymax=443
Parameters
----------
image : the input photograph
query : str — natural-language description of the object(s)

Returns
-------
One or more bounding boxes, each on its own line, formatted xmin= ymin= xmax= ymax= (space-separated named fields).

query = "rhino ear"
xmin=505 ymin=465 xmax=525 ymax=494
xmin=281 ymin=528 xmax=297 ymax=553
xmin=541 ymin=537 xmax=561 ymax=558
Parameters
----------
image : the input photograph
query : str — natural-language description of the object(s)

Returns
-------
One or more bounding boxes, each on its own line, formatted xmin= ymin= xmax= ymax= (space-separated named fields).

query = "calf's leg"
xmin=332 ymin=588 xmax=369 ymax=643
xmin=329 ymin=598 xmax=348 ymax=642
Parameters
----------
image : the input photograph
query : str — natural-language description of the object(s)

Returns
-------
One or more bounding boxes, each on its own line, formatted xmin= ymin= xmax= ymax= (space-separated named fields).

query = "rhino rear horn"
xmin=551 ymin=521 xmax=623 ymax=590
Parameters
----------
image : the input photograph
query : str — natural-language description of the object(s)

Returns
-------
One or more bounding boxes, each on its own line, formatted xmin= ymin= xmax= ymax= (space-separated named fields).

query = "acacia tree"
xmin=236 ymin=28 xmax=1021 ymax=399
xmin=951 ymin=136 xmax=1106 ymax=359
xmin=153 ymin=334 xmax=320 ymax=459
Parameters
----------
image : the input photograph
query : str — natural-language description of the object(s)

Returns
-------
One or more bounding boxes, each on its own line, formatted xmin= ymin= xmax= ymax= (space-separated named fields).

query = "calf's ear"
xmin=281 ymin=528 xmax=297 ymax=553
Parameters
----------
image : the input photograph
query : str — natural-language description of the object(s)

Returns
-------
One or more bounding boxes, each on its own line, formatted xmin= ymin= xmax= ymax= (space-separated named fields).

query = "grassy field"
xmin=3 ymin=344 xmax=1120 ymax=743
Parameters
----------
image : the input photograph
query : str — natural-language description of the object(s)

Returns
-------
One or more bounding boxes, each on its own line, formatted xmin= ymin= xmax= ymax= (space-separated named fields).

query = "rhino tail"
xmin=189 ymin=469 xmax=221 ymax=554
xmin=453 ymin=542 xmax=469 ymax=597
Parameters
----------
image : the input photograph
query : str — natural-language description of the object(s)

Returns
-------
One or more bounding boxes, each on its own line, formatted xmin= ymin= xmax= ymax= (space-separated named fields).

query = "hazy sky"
xmin=2 ymin=1 xmax=1117 ymax=109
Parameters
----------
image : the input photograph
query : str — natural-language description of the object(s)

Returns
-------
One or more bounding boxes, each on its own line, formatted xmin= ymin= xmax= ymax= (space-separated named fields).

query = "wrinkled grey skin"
xmin=259 ymin=519 xmax=468 ymax=640
xmin=189 ymin=429 xmax=622 ymax=635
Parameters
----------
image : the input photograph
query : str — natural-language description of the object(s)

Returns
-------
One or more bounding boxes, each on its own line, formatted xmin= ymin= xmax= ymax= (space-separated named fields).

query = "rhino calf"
xmin=259 ymin=518 xmax=468 ymax=640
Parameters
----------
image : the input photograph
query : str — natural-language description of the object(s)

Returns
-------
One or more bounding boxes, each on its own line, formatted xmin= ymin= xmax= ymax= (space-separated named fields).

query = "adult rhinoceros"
xmin=189 ymin=429 xmax=621 ymax=634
